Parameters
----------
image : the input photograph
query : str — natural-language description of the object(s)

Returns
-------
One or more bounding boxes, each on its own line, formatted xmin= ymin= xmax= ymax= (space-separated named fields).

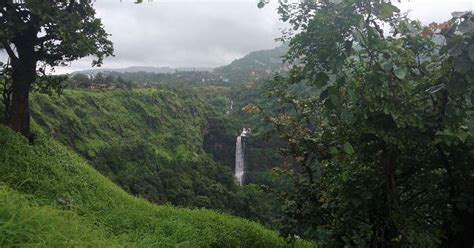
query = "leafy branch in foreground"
xmin=262 ymin=1 xmax=473 ymax=246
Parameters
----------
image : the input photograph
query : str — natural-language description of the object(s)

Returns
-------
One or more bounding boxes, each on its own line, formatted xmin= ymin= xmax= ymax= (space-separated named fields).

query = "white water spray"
xmin=235 ymin=128 xmax=251 ymax=186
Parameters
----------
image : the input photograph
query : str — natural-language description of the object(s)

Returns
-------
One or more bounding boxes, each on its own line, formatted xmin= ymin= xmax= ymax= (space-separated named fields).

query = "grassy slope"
xmin=0 ymin=126 xmax=309 ymax=247
xmin=29 ymin=88 xmax=238 ymax=209
xmin=0 ymin=186 xmax=121 ymax=247
xmin=30 ymin=88 xmax=207 ymax=159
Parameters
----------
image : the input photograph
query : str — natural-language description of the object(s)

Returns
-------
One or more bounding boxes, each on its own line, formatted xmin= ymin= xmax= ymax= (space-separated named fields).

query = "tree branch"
xmin=2 ymin=42 xmax=18 ymax=63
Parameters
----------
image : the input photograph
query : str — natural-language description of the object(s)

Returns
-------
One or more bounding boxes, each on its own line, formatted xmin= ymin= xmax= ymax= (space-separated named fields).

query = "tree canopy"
xmin=0 ymin=0 xmax=113 ymax=137
xmin=258 ymin=0 xmax=474 ymax=246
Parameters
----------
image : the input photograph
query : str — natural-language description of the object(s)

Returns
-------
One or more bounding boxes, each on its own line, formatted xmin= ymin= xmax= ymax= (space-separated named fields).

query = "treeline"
xmin=67 ymin=73 xmax=135 ymax=89
xmin=213 ymin=45 xmax=289 ymax=84
xmin=67 ymin=71 xmax=229 ymax=89
xmin=66 ymin=45 xmax=289 ymax=89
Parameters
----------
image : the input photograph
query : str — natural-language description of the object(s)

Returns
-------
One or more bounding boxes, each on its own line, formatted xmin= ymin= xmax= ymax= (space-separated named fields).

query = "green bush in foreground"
xmin=0 ymin=126 xmax=310 ymax=247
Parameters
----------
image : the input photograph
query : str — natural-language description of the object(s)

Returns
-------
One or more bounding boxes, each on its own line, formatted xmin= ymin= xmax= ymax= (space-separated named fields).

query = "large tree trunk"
xmin=382 ymin=146 xmax=400 ymax=247
xmin=8 ymin=67 xmax=32 ymax=138
xmin=438 ymin=147 xmax=474 ymax=247
xmin=7 ymin=41 xmax=36 ymax=139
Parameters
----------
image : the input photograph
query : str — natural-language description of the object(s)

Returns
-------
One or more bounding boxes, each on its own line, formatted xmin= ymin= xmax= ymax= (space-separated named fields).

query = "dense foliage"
xmin=21 ymin=87 xmax=282 ymax=229
xmin=0 ymin=125 xmax=310 ymax=247
xmin=3 ymin=1 xmax=471 ymax=245
xmin=29 ymin=88 xmax=235 ymax=208
xmin=257 ymin=0 xmax=474 ymax=246
xmin=67 ymin=71 xmax=225 ymax=88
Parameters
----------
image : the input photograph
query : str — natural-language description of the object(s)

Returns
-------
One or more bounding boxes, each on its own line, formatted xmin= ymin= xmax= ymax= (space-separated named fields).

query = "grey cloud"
xmin=57 ymin=0 xmax=286 ymax=73
xmin=2 ymin=0 xmax=472 ymax=74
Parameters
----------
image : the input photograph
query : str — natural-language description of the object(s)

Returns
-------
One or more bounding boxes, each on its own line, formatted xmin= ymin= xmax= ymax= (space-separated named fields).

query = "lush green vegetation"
xmin=1 ymin=0 xmax=472 ymax=246
xmin=29 ymin=88 xmax=237 ymax=209
xmin=0 ymin=186 xmax=121 ymax=247
xmin=0 ymin=125 xmax=309 ymax=247
xmin=25 ymin=87 xmax=283 ymax=230
xmin=65 ymin=45 xmax=287 ymax=90
xmin=254 ymin=1 xmax=474 ymax=246
xmin=214 ymin=45 xmax=288 ymax=84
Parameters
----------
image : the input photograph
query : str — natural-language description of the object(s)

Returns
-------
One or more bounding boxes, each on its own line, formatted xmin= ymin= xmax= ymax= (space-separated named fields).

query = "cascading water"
xmin=235 ymin=128 xmax=251 ymax=186
xmin=226 ymin=100 xmax=234 ymax=115
xmin=235 ymin=136 xmax=244 ymax=186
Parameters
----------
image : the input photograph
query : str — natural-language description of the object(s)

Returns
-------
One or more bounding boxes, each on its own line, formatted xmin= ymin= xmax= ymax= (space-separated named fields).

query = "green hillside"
xmin=29 ymin=88 xmax=238 ymax=211
xmin=23 ymin=87 xmax=287 ymax=230
xmin=214 ymin=45 xmax=288 ymax=84
xmin=0 ymin=125 xmax=309 ymax=247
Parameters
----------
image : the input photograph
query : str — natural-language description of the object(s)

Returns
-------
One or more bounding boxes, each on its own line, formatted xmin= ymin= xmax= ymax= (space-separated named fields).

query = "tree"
xmin=0 ymin=60 xmax=12 ymax=122
xmin=0 ymin=0 xmax=114 ymax=138
xmin=70 ymin=73 xmax=92 ymax=88
xmin=93 ymin=72 xmax=106 ymax=85
xmin=116 ymin=75 xmax=134 ymax=89
xmin=260 ymin=1 xmax=473 ymax=246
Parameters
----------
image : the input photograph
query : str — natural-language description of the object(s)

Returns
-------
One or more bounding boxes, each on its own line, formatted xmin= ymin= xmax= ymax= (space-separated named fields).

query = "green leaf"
xmin=341 ymin=108 xmax=353 ymax=123
xmin=329 ymin=94 xmax=339 ymax=106
xmin=446 ymin=79 xmax=469 ymax=95
xmin=453 ymin=56 xmax=471 ymax=74
xmin=458 ymin=19 xmax=474 ymax=34
xmin=343 ymin=142 xmax=354 ymax=155
xmin=257 ymin=1 xmax=265 ymax=8
xmin=378 ymin=2 xmax=399 ymax=19
xmin=380 ymin=60 xmax=393 ymax=72
xmin=448 ymin=44 xmax=464 ymax=56
xmin=393 ymin=66 xmax=407 ymax=80
xmin=319 ymin=88 xmax=330 ymax=100
xmin=468 ymin=44 xmax=474 ymax=61
xmin=352 ymin=29 xmax=365 ymax=46
xmin=328 ymin=147 xmax=339 ymax=155
xmin=314 ymin=72 xmax=329 ymax=88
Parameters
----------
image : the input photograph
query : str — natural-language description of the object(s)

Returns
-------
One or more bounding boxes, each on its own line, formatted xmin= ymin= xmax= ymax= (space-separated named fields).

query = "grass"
xmin=0 ymin=185 xmax=121 ymax=247
xmin=0 ymin=125 xmax=310 ymax=247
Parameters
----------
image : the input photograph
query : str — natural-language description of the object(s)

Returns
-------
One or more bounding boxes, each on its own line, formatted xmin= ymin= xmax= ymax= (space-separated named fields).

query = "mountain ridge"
xmin=70 ymin=45 xmax=288 ymax=82
xmin=71 ymin=66 xmax=213 ymax=75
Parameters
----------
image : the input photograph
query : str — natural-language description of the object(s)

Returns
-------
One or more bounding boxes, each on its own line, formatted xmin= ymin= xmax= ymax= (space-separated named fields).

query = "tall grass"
xmin=0 ymin=185 xmax=122 ymax=247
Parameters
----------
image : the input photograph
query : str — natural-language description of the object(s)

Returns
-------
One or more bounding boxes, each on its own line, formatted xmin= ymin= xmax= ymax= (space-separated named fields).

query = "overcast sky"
xmin=2 ymin=0 xmax=474 ymax=73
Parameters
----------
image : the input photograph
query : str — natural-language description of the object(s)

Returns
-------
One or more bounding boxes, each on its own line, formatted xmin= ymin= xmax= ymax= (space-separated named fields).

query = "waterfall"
xmin=226 ymin=100 xmax=234 ymax=115
xmin=235 ymin=136 xmax=244 ymax=186
xmin=235 ymin=128 xmax=251 ymax=186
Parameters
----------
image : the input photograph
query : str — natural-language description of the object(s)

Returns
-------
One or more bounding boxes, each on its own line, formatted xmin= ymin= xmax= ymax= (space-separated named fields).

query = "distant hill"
xmin=72 ymin=66 xmax=213 ymax=75
xmin=70 ymin=46 xmax=288 ymax=85
xmin=214 ymin=45 xmax=288 ymax=84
